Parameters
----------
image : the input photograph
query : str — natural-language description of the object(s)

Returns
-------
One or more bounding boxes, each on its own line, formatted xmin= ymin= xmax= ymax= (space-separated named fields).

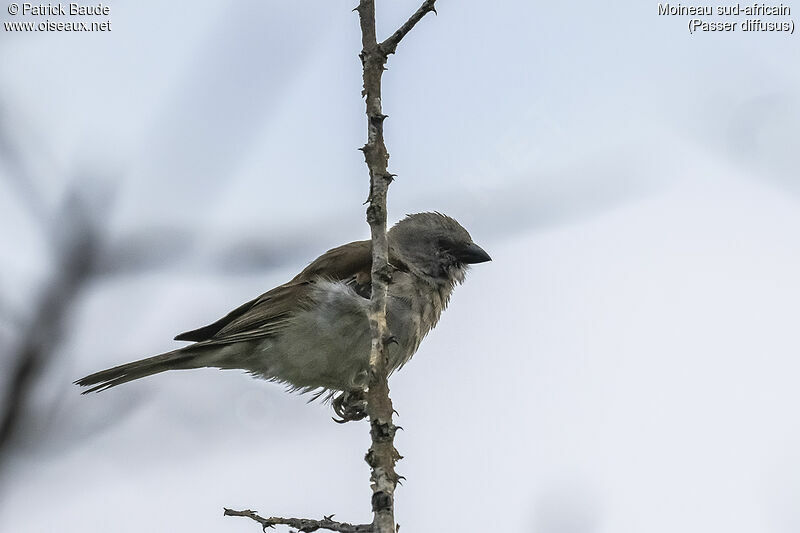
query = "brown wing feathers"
xmin=173 ymin=296 xmax=261 ymax=341
xmin=174 ymin=241 xmax=373 ymax=343
xmin=292 ymin=240 xmax=371 ymax=282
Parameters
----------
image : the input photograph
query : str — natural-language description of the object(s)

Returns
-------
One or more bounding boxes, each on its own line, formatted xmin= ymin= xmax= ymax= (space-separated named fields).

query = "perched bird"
xmin=75 ymin=212 xmax=490 ymax=420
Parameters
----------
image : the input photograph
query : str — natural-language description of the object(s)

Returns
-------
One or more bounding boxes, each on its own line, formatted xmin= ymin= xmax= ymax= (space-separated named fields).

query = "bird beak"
xmin=455 ymin=242 xmax=492 ymax=264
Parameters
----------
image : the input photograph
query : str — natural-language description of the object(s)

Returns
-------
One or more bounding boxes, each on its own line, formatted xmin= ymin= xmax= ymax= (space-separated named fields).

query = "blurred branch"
xmin=225 ymin=1 xmax=436 ymax=531
xmin=93 ymin=172 xmax=648 ymax=279
xmin=0 ymin=186 xmax=104 ymax=462
xmin=93 ymin=226 xmax=197 ymax=276
xmin=0 ymin=103 xmax=49 ymax=227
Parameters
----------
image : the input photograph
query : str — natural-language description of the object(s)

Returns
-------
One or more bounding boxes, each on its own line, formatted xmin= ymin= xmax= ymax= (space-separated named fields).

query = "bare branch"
xmin=355 ymin=0 xmax=378 ymax=51
xmin=223 ymin=509 xmax=372 ymax=533
xmin=225 ymin=2 xmax=435 ymax=530
xmin=356 ymin=1 xmax=403 ymax=532
xmin=380 ymin=0 xmax=437 ymax=56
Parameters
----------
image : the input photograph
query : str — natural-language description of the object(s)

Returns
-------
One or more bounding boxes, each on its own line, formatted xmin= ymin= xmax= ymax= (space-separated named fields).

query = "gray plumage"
xmin=75 ymin=213 xmax=490 ymax=400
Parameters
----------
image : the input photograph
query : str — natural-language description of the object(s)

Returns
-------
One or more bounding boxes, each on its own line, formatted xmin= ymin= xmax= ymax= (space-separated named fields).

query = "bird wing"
xmin=292 ymin=239 xmax=371 ymax=284
xmin=174 ymin=240 xmax=373 ymax=343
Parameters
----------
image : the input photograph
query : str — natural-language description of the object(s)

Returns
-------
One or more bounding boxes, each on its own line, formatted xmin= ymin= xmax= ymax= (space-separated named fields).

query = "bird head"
xmin=388 ymin=212 xmax=491 ymax=286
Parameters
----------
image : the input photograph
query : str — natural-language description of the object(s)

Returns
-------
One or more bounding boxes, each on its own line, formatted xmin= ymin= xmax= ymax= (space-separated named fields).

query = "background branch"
xmin=0 ymin=185 xmax=104 ymax=466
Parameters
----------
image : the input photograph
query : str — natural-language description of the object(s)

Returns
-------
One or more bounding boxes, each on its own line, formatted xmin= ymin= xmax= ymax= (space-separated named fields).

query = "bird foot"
xmin=332 ymin=390 xmax=367 ymax=423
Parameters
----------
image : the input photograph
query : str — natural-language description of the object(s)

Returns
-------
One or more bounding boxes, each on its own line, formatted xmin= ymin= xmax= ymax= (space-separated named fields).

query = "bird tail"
xmin=75 ymin=345 xmax=216 ymax=394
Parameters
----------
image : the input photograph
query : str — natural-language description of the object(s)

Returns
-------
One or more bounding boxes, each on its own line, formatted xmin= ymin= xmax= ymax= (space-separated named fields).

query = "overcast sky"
xmin=1 ymin=1 xmax=799 ymax=532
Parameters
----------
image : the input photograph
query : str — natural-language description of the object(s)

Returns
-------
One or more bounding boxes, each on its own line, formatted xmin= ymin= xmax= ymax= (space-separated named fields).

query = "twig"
xmin=380 ymin=0 xmax=437 ymax=56
xmin=223 ymin=509 xmax=371 ymax=533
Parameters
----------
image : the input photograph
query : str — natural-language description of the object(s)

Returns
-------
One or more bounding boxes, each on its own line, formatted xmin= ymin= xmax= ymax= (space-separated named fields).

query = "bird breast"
xmin=251 ymin=274 xmax=455 ymax=394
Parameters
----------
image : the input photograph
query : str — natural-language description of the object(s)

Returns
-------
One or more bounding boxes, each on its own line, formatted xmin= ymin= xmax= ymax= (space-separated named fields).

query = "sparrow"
xmin=75 ymin=212 xmax=491 ymax=421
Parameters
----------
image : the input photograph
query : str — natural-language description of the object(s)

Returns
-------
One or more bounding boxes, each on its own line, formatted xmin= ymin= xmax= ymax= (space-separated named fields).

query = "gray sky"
xmin=1 ymin=1 xmax=799 ymax=532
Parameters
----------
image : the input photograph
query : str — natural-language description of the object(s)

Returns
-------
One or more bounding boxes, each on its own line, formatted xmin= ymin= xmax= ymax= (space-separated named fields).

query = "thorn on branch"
xmin=366 ymin=204 xmax=384 ymax=225
xmin=371 ymin=491 xmax=393 ymax=513
xmin=370 ymin=418 xmax=396 ymax=442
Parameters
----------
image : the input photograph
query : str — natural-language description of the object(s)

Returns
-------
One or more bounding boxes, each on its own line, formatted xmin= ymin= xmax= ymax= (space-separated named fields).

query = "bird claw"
xmin=384 ymin=335 xmax=399 ymax=346
xmin=332 ymin=390 xmax=368 ymax=423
